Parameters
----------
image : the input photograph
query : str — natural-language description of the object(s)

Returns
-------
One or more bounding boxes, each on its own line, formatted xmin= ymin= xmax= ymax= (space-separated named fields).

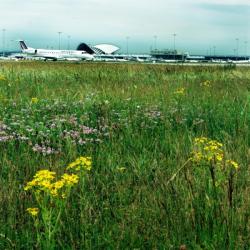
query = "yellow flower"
xmin=191 ymin=152 xmax=203 ymax=162
xmin=34 ymin=170 xmax=56 ymax=181
xmin=24 ymin=170 xmax=56 ymax=192
xmin=194 ymin=137 xmax=208 ymax=144
xmin=117 ymin=167 xmax=126 ymax=172
xmin=61 ymin=173 xmax=79 ymax=187
xmin=201 ymin=80 xmax=211 ymax=87
xmin=174 ymin=87 xmax=185 ymax=95
xmin=24 ymin=179 xmax=38 ymax=191
xmin=26 ymin=207 xmax=39 ymax=216
xmin=39 ymin=180 xmax=53 ymax=190
xmin=53 ymin=180 xmax=65 ymax=190
xmin=226 ymin=160 xmax=239 ymax=170
xmin=192 ymin=137 xmax=224 ymax=164
xmin=50 ymin=180 xmax=65 ymax=197
xmin=67 ymin=156 xmax=92 ymax=172
xmin=31 ymin=97 xmax=39 ymax=104
xmin=215 ymin=153 xmax=223 ymax=162
xmin=0 ymin=74 xmax=6 ymax=81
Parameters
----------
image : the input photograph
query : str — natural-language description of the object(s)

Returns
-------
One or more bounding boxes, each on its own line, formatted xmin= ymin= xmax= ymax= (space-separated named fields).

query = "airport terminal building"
xmin=150 ymin=49 xmax=186 ymax=60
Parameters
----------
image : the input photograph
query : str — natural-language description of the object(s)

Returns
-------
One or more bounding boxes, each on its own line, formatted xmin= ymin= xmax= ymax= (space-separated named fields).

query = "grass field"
xmin=0 ymin=61 xmax=249 ymax=249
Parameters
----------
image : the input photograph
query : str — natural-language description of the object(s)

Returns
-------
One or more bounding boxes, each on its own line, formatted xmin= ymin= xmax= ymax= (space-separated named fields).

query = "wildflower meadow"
xmin=0 ymin=61 xmax=249 ymax=249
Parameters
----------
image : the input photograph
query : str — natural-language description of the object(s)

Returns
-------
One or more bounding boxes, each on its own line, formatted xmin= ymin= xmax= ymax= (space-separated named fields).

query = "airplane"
xmin=19 ymin=40 xmax=94 ymax=61
xmin=229 ymin=59 xmax=250 ymax=64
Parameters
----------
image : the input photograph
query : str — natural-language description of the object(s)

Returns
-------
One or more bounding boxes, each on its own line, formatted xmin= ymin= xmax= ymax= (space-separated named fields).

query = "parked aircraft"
xmin=19 ymin=40 xmax=93 ymax=61
xmin=229 ymin=59 xmax=250 ymax=64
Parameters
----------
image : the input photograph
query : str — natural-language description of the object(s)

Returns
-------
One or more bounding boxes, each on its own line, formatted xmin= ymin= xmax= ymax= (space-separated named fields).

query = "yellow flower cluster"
xmin=117 ymin=167 xmax=126 ymax=172
xmin=24 ymin=156 xmax=92 ymax=218
xmin=24 ymin=170 xmax=79 ymax=197
xmin=192 ymin=137 xmax=223 ymax=163
xmin=191 ymin=137 xmax=239 ymax=170
xmin=0 ymin=74 xmax=6 ymax=81
xmin=24 ymin=170 xmax=56 ymax=191
xmin=174 ymin=87 xmax=185 ymax=95
xmin=200 ymin=80 xmax=211 ymax=87
xmin=67 ymin=156 xmax=92 ymax=172
xmin=61 ymin=173 xmax=79 ymax=186
xmin=25 ymin=156 xmax=91 ymax=200
xmin=26 ymin=207 xmax=39 ymax=216
xmin=226 ymin=159 xmax=239 ymax=170
xmin=31 ymin=97 xmax=39 ymax=104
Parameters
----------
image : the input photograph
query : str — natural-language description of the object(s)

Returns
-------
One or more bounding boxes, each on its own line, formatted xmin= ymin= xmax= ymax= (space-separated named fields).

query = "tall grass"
xmin=0 ymin=61 xmax=249 ymax=249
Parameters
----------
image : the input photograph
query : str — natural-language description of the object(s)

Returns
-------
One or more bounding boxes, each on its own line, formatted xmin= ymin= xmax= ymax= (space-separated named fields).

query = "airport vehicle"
xmin=19 ymin=40 xmax=93 ymax=61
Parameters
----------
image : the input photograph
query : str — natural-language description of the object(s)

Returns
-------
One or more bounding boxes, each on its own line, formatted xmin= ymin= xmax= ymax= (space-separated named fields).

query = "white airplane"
xmin=19 ymin=40 xmax=94 ymax=61
xmin=230 ymin=59 xmax=250 ymax=64
xmin=0 ymin=56 xmax=11 ymax=61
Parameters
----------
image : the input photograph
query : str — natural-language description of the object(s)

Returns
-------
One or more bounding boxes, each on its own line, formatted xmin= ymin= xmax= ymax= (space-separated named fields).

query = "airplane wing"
xmin=38 ymin=54 xmax=63 ymax=61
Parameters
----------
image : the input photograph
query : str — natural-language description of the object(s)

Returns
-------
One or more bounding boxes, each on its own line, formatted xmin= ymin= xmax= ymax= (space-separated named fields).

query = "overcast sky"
xmin=0 ymin=0 xmax=249 ymax=55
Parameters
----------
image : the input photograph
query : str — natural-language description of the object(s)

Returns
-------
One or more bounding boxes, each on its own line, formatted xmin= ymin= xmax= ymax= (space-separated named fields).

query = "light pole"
xmin=2 ymin=29 xmax=6 ymax=57
xmin=58 ymin=31 xmax=62 ymax=50
xmin=173 ymin=33 xmax=177 ymax=51
xmin=153 ymin=35 xmax=157 ymax=51
xmin=9 ymin=39 xmax=14 ymax=51
xmin=235 ymin=38 xmax=239 ymax=59
xmin=233 ymin=49 xmax=236 ymax=58
xmin=67 ymin=35 xmax=71 ymax=50
xmin=173 ymin=33 xmax=177 ymax=61
xmin=244 ymin=41 xmax=248 ymax=60
xmin=126 ymin=36 xmax=130 ymax=55
xmin=213 ymin=46 xmax=216 ymax=57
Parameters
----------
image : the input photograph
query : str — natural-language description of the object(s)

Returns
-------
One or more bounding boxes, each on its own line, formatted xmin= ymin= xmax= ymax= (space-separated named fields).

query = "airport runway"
xmin=1 ymin=58 xmax=250 ymax=67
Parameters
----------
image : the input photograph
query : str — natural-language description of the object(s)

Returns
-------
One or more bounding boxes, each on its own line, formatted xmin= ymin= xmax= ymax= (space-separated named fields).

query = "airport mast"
xmin=2 ymin=29 xmax=6 ymax=57
xmin=244 ymin=41 xmax=248 ymax=60
xmin=235 ymin=38 xmax=239 ymax=59
xmin=153 ymin=35 xmax=157 ymax=51
xmin=67 ymin=35 xmax=71 ymax=50
xmin=58 ymin=31 xmax=62 ymax=50
xmin=173 ymin=33 xmax=177 ymax=51
xmin=126 ymin=36 xmax=130 ymax=55
xmin=173 ymin=33 xmax=177 ymax=60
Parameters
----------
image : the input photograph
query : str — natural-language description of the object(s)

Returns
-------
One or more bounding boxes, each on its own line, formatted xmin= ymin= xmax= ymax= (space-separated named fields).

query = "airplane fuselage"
xmin=23 ymin=48 xmax=93 ymax=60
xmin=19 ymin=41 xmax=93 ymax=61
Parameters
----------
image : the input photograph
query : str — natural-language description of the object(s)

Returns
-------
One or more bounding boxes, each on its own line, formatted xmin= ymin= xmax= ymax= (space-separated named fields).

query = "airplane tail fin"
xmin=19 ymin=40 xmax=28 ymax=50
